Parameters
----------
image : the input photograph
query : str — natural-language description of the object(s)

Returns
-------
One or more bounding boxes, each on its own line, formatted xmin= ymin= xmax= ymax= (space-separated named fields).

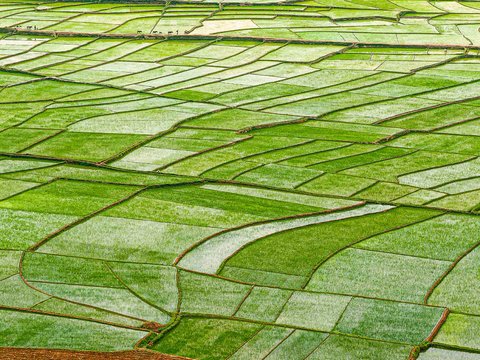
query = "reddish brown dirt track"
xmin=0 ymin=348 xmax=190 ymax=360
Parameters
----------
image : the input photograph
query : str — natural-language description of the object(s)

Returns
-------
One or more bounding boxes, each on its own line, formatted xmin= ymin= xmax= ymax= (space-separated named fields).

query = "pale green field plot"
xmin=0 ymin=208 xmax=77 ymax=249
xmin=306 ymin=247 xmax=450 ymax=302
xmin=276 ymin=291 xmax=351 ymax=332
xmin=32 ymin=297 xmax=146 ymax=329
xmin=335 ymin=298 xmax=444 ymax=344
xmin=234 ymin=286 xmax=292 ymax=322
xmin=307 ymin=335 xmax=412 ymax=360
xmin=434 ymin=313 xmax=480 ymax=351
xmin=39 ymin=215 xmax=219 ymax=264
xmin=33 ymin=281 xmax=171 ymax=323
xmin=0 ymin=178 xmax=39 ymax=200
xmin=0 ymin=274 xmax=49 ymax=308
xmin=419 ymin=348 xmax=480 ymax=360
xmin=429 ymin=246 xmax=480 ymax=314
xmin=0 ymin=309 xmax=145 ymax=351
xmin=180 ymin=270 xmax=250 ymax=316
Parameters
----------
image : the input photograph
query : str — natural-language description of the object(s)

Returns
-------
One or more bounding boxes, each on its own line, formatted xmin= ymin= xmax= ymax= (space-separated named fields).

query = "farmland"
xmin=0 ymin=0 xmax=480 ymax=359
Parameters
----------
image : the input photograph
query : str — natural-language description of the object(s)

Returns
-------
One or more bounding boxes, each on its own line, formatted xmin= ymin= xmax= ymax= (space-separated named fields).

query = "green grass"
xmin=1 ymin=4 xmax=480 ymax=358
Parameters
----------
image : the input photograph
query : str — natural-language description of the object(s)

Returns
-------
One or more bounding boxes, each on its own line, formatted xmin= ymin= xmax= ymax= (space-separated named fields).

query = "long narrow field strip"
xmin=1 ymin=0 xmax=480 ymax=359
xmin=177 ymin=203 xmax=391 ymax=273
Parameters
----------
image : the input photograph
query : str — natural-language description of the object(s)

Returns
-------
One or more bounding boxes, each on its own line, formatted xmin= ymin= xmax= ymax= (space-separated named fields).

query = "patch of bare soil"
xmin=0 ymin=348 xmax=190 ymax=360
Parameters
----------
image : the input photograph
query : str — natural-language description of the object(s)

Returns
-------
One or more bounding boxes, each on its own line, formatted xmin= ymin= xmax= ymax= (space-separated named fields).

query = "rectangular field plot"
xmin=334 ymin=298 xmax=444 ymax=344
xmin=275 ymin=292 xmax=351 ymax=332
xmin=152 ymin=317 xmax=262 ymax=360
xmin=0 ymin=180 xmax=139 ymax=216
xmin=356 ymin=213 xmax=480 ymax=261
xmin=0 ymin=309 xmax=145 ymax=351
xmin=179 ymin=270 xmax=250 ymax=316
xmin=39 ymin=215 xmax=219 ymax=264
xmin=234 ymin=286 xmax=292 ymax=322
xmin=24 ymin=132 xmax=147 ymax=162
xmin=419 ymin=348 xmax=480 ymax=360
xmin=0 ymin=208 xmax=77 ymax=250
xmin=0 ymin=128 xmax=60 ymax=153
xmin=307 ymin=335 xmax=412 ymax=360
xmin=264 ymin=329 xmax=327 ymax=360
xmin=429 ymin=246 xmax=480 ymax=315
xmin=306 ymin=247 xmax=450 ymax=302
xmin=0 ymin=178 xmax=40 ymax=200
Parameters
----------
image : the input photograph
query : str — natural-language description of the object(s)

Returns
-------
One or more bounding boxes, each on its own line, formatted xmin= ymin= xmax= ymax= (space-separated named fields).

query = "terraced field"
xmin=1 ymin=0 xmax=480 ymax=359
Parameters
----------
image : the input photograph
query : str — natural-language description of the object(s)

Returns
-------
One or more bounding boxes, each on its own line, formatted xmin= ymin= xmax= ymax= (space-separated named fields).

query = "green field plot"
xmin=306 ymin=247 xmax=450 ymax=302
xmin=0 ymin=208 xmax=77 ymax=249
xmin=152 ymin=317 xmax=262 ymax=360
xmin=334 ymin=298 xmax=444 ymax=344
xmin=307 ymin=335 xmax=412 ymax=360
xmin=24 ymin=132 xmax=147 ymax=162
xmin=1 ymin=0 xmax=480 ymax=358
xmin=0 ymin=309 xmax=146 ymax=351
xmin=429 ymin=246 xmax=480 ymax=315
xmin=0 ymin=179 xmax=139 ymax=216
xmin=419 ymin=348 xmax=480 ymax=360
xmin=356 ymin=213 xmax=480 ymax=261
xmin=433 ymin=313 xmax=480 ymax=351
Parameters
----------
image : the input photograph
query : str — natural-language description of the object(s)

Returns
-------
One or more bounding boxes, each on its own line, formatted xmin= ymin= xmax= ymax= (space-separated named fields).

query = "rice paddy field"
xmin=0 ymin=0 xmax=480 ymax=359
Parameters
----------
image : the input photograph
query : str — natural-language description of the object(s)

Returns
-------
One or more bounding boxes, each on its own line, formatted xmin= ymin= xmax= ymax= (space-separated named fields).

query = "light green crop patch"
xmin=335 ymin=298 xmax=444 ymax=344
xmin=0 ymin=309 xmax=145 ymax=351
